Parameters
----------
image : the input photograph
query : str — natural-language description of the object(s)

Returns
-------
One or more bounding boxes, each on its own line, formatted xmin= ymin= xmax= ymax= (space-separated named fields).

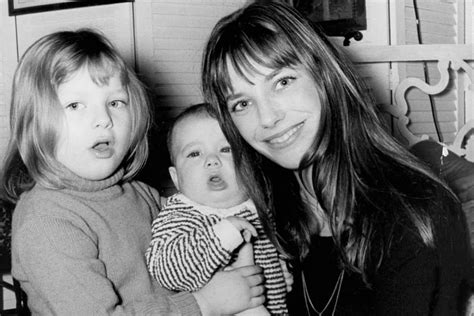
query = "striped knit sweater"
xmin=146 ymin=193 xmax=288 ymax=315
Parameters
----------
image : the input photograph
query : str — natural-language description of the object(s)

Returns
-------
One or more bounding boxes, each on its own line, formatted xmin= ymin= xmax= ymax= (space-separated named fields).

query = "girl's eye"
xmin=276 ymin=76 xmax=296 ymax=90
xmin=110 ymin=100 xmax=127 ymax=108
xmin=187 ymin=151 xmax=200 ymax=158
xmin=231 ymin=100 xmax=250 ymax=113
xmin=65 ymin=102 xmax=82 ymax=110
xmin=221 ymin=146 xmax=231 ymax=153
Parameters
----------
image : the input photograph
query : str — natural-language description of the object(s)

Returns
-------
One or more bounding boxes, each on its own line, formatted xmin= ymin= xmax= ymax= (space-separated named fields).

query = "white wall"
xmin=0 ymin=0 xmax=246 ymax=175
xmin=467 ymin=0 xmax=474 ymax=122
xmin=0 ymin=0 xmax=16 ymax=167
xmin=0 ymin=0 xmax=471 ymax=177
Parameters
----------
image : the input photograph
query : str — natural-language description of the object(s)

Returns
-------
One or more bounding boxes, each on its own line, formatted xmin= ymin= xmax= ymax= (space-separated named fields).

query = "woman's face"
xmin=225 ymin=59 xmax=322 ymax=169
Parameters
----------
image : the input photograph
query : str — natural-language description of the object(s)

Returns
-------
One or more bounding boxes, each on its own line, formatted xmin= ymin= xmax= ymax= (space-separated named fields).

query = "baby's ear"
xmin=168 ymin=166 xmax=180 ymax=190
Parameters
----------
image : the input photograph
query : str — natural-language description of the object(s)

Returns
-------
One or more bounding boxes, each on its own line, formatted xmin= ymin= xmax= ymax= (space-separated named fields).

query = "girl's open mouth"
xmin=93 ymin=141 xmax=110 ymax=152
xmin=91 ymin=141 xmax=114 ymax=158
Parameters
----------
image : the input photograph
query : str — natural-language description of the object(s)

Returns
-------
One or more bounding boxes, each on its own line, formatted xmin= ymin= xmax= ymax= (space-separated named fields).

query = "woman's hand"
xmin=279 ymin=259 xmax=294 ymax=293
xmin=193 ymin=265 xmax=265 ymax=316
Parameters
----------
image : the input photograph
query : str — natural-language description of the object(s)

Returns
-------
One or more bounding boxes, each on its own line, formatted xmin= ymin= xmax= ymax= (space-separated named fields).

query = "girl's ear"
xmin=168 ymin=166 xmax=180 ymax=190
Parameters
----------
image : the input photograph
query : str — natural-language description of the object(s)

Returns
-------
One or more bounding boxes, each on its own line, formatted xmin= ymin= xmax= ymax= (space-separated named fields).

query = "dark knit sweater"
xmin=287 ymin=189 xmax=473 ymax=315
xmin=11 ymin=169 xmax=200 ymax=315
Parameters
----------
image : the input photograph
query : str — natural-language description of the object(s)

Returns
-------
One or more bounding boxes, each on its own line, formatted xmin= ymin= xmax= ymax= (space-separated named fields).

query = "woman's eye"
xmin=187 ymin=151 xmax=200 ymax=158
xmin=276 ymin=76 xmax=295 ymax=90
xmin=232 ymin=100 xmax=250 ymax=113
xmin=221 ymin=146 xmax=232 ymax=153
xmin=110 ymin=100 xmax=126 ymax=108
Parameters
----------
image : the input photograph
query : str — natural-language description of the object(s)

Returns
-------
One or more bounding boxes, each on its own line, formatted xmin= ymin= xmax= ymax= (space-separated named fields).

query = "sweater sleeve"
xmin=373 ymin=199 xmax=472 ymax=315
xmin=146 ymin=207 xmax=233 ymax=292
xmin=14 ymin=215 xmax=199 ymax=316
xmin=372 ymin=230 xmax=438 ymax=315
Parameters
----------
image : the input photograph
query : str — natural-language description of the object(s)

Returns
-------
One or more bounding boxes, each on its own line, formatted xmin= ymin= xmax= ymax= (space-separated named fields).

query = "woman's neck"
xmin=295 ymin=167 xmax=332 ymax=237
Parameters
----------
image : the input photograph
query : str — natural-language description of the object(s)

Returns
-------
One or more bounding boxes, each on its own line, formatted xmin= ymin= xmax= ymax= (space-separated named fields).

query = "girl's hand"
xmin=280 ymin=259 xmax=294 ymax=293
xmin=193 ymin=265 xmax=265 ymax=316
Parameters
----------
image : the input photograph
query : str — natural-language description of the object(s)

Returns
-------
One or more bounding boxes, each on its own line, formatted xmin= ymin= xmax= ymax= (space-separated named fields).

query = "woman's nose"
xmin=205 ymin=154 xmax=221 ymax=168
xmin=258 ymin=98 xmax=284 ymax=128
xmin=94 ymin=105 xmax=113 ymax=128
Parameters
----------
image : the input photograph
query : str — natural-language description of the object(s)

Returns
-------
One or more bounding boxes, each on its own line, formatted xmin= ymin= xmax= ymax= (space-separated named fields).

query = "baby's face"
xmin=169 ymin=115 xmax=247 ymax=208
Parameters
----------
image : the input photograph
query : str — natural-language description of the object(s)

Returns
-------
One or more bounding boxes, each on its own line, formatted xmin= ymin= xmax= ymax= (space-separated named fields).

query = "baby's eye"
xmin=110 ymin=100 xmax=127 ymax=108
xmin=65 ymin=102 xmax=83 ymax=110
xmin=221 ymin=146 xmax=232 ymax=153
xmin=187 ymin=151 xmax=200 ymax=158
xmin=276 ymin=76 xmax=296 ymax=90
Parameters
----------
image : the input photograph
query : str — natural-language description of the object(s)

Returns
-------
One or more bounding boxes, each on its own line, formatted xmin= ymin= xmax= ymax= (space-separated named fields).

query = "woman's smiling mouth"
xmin=266 ymin=122 xmax=304 ymax=145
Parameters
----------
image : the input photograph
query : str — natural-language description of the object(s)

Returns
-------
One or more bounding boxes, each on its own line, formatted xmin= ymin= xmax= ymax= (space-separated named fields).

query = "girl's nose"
xmin=205 ymin=154 xmax=221 ymax=168
xmin=94 ymin=105 xmax=113 ymax=128
xmin=258 ymin=98 xmax=284 ymax=128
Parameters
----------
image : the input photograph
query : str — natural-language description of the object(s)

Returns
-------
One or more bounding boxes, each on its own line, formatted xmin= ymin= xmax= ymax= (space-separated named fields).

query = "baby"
xmin=145 ymin=103 xmax=290 ymax=315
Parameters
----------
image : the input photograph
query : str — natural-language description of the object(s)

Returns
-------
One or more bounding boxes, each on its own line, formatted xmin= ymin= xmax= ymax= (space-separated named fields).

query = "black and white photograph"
xmin=0 ymin=0 xmax=473 ymax=315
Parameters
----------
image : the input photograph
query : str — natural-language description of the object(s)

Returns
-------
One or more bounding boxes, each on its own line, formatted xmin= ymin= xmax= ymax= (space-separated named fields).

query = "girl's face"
xmin=55 ymin=67 xmax=132 ymax=180
xmin=225 ymin=59 xmax=322 ymax=169
xmin=168 ymin=116 xmax=247 ymax=208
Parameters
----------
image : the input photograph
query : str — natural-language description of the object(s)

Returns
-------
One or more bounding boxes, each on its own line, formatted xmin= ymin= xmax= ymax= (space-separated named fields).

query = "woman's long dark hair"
xmin=202 ymin=2 xmax=455 ymax=283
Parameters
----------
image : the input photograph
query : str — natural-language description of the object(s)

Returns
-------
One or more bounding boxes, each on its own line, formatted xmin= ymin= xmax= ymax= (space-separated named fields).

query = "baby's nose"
xmin=205 ymin=155 xmax=221 ymax=167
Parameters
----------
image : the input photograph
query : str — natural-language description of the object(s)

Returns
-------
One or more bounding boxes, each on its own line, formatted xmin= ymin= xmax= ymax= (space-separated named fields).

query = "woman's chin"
xmin=263 ymin=152 xmax=303 ymax=170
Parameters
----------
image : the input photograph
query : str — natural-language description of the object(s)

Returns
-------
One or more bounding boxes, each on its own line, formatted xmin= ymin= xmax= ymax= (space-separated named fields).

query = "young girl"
xmin=201 ymin=2 xmax=473 ymax=315
xmin=0 ymin=29 xmax=265 ymax=315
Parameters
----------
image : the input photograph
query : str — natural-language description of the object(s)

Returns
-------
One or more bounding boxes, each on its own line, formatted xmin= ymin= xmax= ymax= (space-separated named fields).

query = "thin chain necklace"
xmin=302 ymin=269 xmax=345 ymax=316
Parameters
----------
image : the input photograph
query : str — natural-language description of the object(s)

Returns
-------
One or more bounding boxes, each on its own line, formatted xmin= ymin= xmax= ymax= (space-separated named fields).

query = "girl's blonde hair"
xmin=1 ymin=29 xmax=151 ymax=202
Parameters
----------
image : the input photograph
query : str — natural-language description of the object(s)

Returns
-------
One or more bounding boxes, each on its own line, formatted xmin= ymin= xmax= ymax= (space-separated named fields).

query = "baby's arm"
xmin=222 ymin=216 xmax=270 ymax=316
xmin=146 ymin=208 xmax=247 ymax=292
xmin=215 ymin=215 xmax=257 ymax=253
xmin=223 ymin=217 xmax=257 ymax=269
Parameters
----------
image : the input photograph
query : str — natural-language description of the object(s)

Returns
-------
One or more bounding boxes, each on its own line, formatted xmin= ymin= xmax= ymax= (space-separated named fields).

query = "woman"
xmin=201 ymin=2 xmax=472 ymax=315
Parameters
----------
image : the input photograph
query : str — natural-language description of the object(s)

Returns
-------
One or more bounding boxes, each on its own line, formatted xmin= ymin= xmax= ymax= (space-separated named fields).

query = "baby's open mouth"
xmin=208 ymin=175 xmax=227 ymax=190
xmin=209 ymin=175 xmax=221 ymax=183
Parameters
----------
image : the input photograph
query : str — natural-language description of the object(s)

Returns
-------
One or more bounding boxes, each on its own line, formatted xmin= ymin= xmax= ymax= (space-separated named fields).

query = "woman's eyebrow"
xmin=225 ymin=91 xmax=244 ymax=103
xmin=264 ymin=68 xmax=282 ymax=82
xmin=224 ymin=66 xmax=289 ymax=102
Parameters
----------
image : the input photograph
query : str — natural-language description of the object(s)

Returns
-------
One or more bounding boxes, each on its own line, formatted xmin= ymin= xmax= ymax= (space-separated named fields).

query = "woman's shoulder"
xmin=388 ymin=185 xmax=470 ymax=264
xmin=428 ymin=184 xmax=469 ymax=237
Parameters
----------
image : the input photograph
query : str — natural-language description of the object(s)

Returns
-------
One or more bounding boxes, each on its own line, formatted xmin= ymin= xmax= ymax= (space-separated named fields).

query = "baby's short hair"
xmin=167 ymin=103 xmax=215 ymax=165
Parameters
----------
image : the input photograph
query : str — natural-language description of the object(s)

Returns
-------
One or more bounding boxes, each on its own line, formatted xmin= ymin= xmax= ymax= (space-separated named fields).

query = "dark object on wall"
xmin=8 ymin=0 xmax=133 ymax=16
xmin=292 ymin=0 xmax=366 ymax=46
xmin=0 ymin=200 xmax=29 ymax=315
